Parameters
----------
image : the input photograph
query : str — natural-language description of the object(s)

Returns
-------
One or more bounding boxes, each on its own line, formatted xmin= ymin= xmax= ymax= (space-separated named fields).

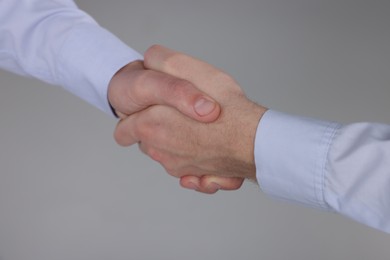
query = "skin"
xmin=113 ymin=45 xmax=267 ymax=193
xmin=107 ymin=53 xmax=245 ymax=193
xmin=108 ymin=60 xmax=221 ymax=121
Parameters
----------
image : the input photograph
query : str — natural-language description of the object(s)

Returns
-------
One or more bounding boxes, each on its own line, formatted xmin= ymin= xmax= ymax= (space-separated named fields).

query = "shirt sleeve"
xmin=255 ymin=110 xmax=390 ymax=233
xmin=0 ymin=0 xmax=143 ymax=115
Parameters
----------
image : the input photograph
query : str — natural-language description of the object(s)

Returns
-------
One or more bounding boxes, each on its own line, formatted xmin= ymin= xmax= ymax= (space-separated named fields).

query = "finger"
xmin=114 ymin=105 xmax=180 ymax=149
xmin=179 ymin=176 xmax=201 ymax=191
xmin=200 ymin=176 xmax=244 ymax=191
xmin=113 ymin=114 xmax=141 ymax=147
xmin=144 ymin=45 xmax=229 ymax=91
xmin=180 ymin=176 xmax=219 ymax=194
xmin=109 ymin=61 xmax=220 ymax=123
xmin=108 ymin=61 xmax=144 ymax=117
xmin=131 ymin=69 xmax=221 ymax=122
xmin=180 ymin=176 xmax=244 ymax=194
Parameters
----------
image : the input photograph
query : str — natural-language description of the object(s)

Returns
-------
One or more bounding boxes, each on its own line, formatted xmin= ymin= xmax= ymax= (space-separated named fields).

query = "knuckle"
xmin=145 ymin=44 xmax=185 ymax=71
xmin=147 ymin=148 xmax=161 ymax=162
xmin=144 ymin=44 xmax=162 ymax=60
xmin=134 ymin=113 xmax=162 ymax=142
xmin=144 ymin=44 xmax=163 ymax=67
xmin=161 ymin=160 xmax=180 ymax=178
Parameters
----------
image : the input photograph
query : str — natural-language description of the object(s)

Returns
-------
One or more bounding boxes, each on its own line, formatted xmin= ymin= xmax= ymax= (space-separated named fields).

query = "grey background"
xmin=1 ymin=0 xmax=390 ymax=259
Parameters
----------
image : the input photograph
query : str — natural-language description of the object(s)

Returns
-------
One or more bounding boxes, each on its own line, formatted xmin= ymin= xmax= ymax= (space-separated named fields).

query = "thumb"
xmin=108 ymin=61 xmax=221 ymax=122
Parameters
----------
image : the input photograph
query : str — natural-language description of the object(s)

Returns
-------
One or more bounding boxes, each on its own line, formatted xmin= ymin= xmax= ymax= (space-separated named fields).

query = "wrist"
xmin=234 ymin=101 xmax=267 ymax=181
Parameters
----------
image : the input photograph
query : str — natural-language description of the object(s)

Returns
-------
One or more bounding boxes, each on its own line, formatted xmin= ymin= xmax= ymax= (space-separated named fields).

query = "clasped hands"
xmin=108 ymin=45 xmax=266 ymax=194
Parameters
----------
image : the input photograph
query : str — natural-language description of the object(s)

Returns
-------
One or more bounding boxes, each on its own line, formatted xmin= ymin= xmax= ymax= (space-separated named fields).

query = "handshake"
xmin=108 ymin=45 xmax=267 ymax=194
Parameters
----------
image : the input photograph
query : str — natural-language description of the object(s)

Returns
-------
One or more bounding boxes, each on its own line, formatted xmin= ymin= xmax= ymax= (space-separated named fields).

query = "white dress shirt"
xmin=0 ymin=0 xmax=142 ymax=114
xmin=256 ymin=110 xmax=390 ymax=233
xmin=1 ymin=0 xmax=389 ymax=234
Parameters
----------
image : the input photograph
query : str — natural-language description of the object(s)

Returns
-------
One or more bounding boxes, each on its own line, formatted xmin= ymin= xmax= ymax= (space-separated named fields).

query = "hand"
xmin=114 ymin=45 xmax=267 ymax=193
xmin=108 ymin=56 xmax=241 ymax=193
xmin=108 ymin=60 xmax=221 ymax=121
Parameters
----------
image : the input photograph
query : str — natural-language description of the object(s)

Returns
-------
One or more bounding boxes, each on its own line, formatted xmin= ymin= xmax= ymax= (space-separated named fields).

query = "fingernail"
xmin=194 ymin=97 xmax=216 ymax=116
xmin=187 ymin=182 xmax=199 ymax=191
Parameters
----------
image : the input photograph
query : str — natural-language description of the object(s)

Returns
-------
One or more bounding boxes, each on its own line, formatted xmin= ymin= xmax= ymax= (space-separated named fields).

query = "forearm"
xmin=326 ymin=122 xmax=390 ymax=232
xmin=0 ymin=0 xmax=142 ymax=114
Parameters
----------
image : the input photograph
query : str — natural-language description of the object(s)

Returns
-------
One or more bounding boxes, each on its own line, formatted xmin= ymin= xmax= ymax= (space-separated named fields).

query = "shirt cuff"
xmin=255 ymin=110 xmax=341 ymax=210
xmin=56 ymin=23 xmax=143 ymax=115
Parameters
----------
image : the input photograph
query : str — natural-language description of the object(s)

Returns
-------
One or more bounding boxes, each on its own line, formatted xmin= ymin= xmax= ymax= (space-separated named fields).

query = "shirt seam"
xmin=317 ymin=122 xmax=342 ymax=210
